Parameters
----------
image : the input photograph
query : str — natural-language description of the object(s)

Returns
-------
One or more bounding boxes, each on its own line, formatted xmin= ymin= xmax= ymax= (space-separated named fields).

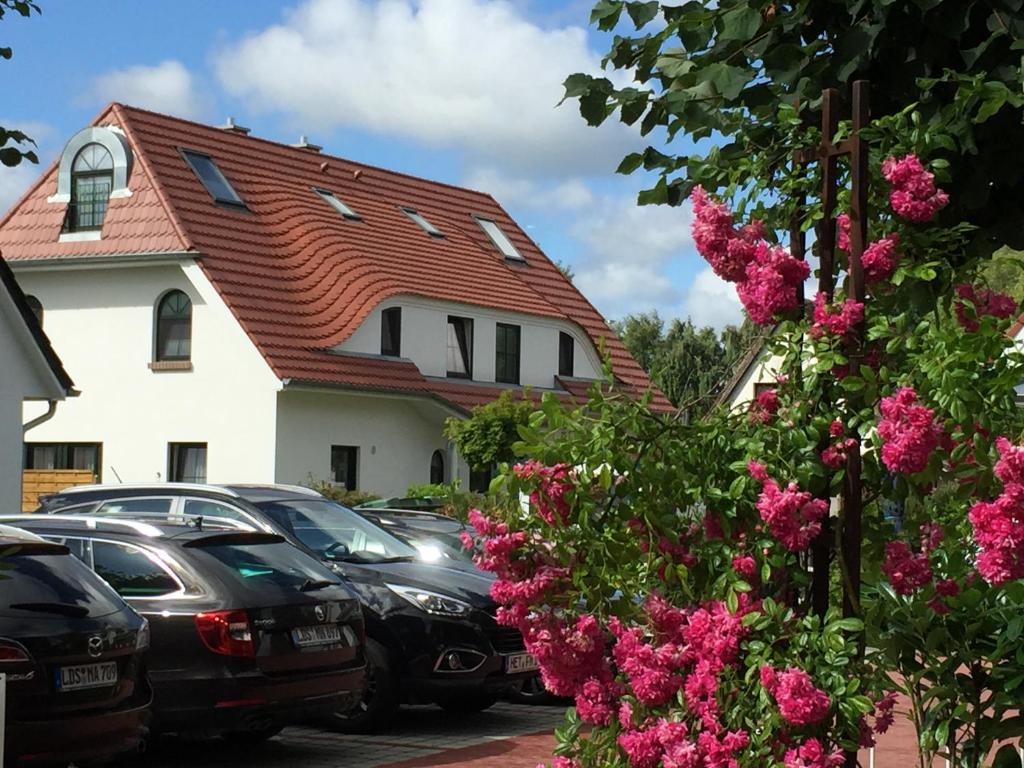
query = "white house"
xmin=0 ymin=104 xmax=669 ymax=497
xmin=0 ymin=255 xmax=74 ymax=511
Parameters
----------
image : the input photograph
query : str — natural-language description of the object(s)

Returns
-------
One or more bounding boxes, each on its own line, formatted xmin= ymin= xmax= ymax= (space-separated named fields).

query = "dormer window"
xmin=65 ymin=143 xmax=114 ymax=232
xmin=401 ymin=207 xmax=443 ymax=237
xmin=181 ymin=150 xmax=245 ymax=207
xmin=475 ymin=216 xmax=524 ymax=261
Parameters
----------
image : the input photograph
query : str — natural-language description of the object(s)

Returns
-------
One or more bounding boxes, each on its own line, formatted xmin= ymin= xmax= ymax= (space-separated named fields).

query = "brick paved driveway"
xmin=143 ymin=703 xmax=567 ymax=768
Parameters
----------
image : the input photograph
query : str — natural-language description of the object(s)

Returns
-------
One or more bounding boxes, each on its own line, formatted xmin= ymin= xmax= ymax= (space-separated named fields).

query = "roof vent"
xmin=293 ymin=134 xmax=322 ymax=153
xmin=218 ymin=116 xmax=251 ymax=135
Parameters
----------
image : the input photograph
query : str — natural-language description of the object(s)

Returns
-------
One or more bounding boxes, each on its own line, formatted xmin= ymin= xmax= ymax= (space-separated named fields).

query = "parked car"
xmin=2 ymin=514 xmax=365 ymax=742
xmin=36 ymin=484 xmax=537 ymax=732
xmin=0 ymin=524 xmax=151 ymax=766
xmin=353 ymin=508 xmax=474 ymax=564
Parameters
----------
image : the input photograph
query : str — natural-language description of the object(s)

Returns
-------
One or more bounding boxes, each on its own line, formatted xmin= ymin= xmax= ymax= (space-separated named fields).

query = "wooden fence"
xmin=21 ymin=469 xmax=96 ymax=512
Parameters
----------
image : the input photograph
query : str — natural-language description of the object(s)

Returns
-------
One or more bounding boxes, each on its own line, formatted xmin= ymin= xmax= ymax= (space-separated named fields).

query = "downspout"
xmin=23 ymin=399 xmax=58 ymax=434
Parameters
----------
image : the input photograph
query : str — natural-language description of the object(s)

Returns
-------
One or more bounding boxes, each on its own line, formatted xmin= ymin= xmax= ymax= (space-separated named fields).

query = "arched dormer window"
xmin=155 ymin=290 xmax=192 ymax=362
xmin=430 ymin=450 xmax=446 ymax=485
xmin=50 ymin=126 xmax=132 ymax=238
xmin=24 ymin=295 xmax=43 ymax=327
xmin=66 ymin=144 xmax=114 ymax=232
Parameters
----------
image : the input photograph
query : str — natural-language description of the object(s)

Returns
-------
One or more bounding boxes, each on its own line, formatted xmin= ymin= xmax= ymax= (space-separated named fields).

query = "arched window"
xmin=155 ymin=290 xmax=192 ymax=362
xmin=430 ymin=450 xmax=446 ymax=485
xmin=67 ymin=143 xmax=114 ymax=231
xmin=24 ymin=295 xmax=43 ymax=327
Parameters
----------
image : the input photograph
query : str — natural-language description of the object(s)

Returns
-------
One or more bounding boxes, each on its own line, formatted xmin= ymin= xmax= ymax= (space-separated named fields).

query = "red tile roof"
xmin=0 ymin=103 xmax=672 ymax=413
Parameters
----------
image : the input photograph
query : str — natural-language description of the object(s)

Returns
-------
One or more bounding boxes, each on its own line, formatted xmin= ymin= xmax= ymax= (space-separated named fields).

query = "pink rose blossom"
xmin=737 ymin=242 xmax=811 ymax=325
xmin=955 ymin=284 xmax=1017 ymax=332
xmin=836 ymin=213 xmax=851 ymax=252
xmin=750 ymin=387 xmax=780 ymax=424
xmin=862 ymin=234 xmax=901 ymax=283
xmin=691 ymin=186 xmax=762 ymax=283
xmin=513 ymin=460 xmax=573 ymax=526
xmin=811 ymin=293 xmax=864 ymax=339
xmin=753 ymin=476 xmax=828 ymax=551
xmin=732 ymin=555 xmax=757 ymax=580
xmin=881 ymin=540 xmax=933 ymax=595
xmin=969 ymin=444 xmax=1024 ymax=585
xmin=882 ymin=155 xmax=949 ymax=222
xmin=877 ymin=387 xmax=944 ymax=474
xmin=784 ymin=738 xmax=845 ymax=768
xmin=762 ymin=666 xmax=831 ymax=726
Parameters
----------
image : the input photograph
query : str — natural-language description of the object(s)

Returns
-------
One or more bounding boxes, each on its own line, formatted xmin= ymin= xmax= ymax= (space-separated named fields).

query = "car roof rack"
xmin=0 ymin=513 xmax=256 ymax=537
xmin=225 ymin=483 xmax=322 ymax=497
xmin=0 ymin=514 xmax=167 ymax=537
xmin=46 ymin=483 xmax=241 ymax=498
xmin=62 ymin=509 xmax=257 ymax=532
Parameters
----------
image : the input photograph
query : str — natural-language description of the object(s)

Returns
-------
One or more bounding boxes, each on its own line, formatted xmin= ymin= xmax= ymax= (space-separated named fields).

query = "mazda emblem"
xmin=314 ymin=605 xmax=327 ymax=623
xmin=87 ymin=636 xmax=104 ymax=658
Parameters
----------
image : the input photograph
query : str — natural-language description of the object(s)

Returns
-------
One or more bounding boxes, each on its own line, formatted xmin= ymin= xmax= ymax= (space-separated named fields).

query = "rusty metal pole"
xmin=842 ymin=81 xmax=869 ymax=620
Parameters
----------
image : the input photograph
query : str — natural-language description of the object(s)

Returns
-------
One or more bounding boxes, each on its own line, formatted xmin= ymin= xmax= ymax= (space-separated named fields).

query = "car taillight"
xmin=135 ymin=619 xmax=151 ymax=651
xmin=194 ymin=610 xmax=255 ymax=657
xmin=0 ymin=643 xmax=30 ymax=663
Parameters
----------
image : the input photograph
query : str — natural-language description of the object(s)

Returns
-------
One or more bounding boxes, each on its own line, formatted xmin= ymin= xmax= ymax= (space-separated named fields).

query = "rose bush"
xmin=459 ymin=133 xmax=1024 ymax=768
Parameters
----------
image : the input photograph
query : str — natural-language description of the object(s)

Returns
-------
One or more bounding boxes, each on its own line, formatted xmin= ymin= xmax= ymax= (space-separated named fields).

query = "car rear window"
xmin=0 ymin=545 xmax=126 ymax=619
xmin=195 ymin=541 xmax=342 ymax=590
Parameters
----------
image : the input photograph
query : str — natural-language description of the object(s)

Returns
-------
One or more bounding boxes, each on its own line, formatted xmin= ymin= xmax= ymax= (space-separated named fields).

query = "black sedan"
xmin=37 ymin=484 xmax=537 ymax=733
xmin=353 ymin=508 xmax=474 ymax=564
xmin=0 ymin=524 xmax=150 ymax=766
xmin=3 ymin=515 xmax=365 ymax=742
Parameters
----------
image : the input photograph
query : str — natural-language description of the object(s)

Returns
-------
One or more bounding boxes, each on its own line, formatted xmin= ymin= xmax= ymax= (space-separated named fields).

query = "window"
xmin=430 ymin=450 xmax=446 ymax=485
xmin=495 ymin=323 xmax=521 ymax=384
xmin=24 ymin=443 xmax=100 ymax=476
xmin=92 ymin=541 xmax=180 ymax=598
xmin=168 ymin=443 xmax=207 ymax=483
xmin=66 ymin=143 xmax=114 ymax=232
xmin=401 ymin=207 xmax=443 ymax=237
xmin=181 ymin=150 xmax=245 ymax=206
xmin=25 ymin=295 xmax=43 ymax=327
xmin=469 ymin=466 xmax=492 ymax=494
xmin=559 ymin=332 xmax=575 ymax=377
xmin=446 ymin=316 xmax=473 ymax=378
xmin=475 ymin=217 xmax=524 ymax=261
xmin=381 ymin=307 xmax=401 ymax=357
xmin=196 ymin=541 xmax=339 ymax=589
xmin=182 ymin=499 xmax=253 ymax=526
xmin=95 ymin=498 xmax=173 ymax=517
xmin=314 ymin=188 xmax=361 ymax=220
xmin=331 ymin=446 xmax=358 ymax=491
xmin=155 ymin=290 xmax=192 ymax=361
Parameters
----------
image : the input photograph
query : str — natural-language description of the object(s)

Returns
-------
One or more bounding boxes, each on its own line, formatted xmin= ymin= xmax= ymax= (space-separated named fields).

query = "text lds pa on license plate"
xmin=57 ymin=661 xmax=118 ymax=691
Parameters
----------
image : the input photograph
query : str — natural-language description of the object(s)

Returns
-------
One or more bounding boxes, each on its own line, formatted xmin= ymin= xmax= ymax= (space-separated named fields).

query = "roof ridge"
xmin=115 ymin=102 xmax=497 ymax=203
xmin=111 ymin=104 xmax=194 ymax=253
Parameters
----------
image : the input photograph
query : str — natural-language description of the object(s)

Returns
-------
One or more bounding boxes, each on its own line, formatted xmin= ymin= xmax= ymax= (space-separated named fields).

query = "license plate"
xmin=56 ymin=661 xmax=118 ymax=692
xmin=504 ymin=652 xmax=540 ymax=674
xmin=291 ymin=624 xmax=343 ymax=648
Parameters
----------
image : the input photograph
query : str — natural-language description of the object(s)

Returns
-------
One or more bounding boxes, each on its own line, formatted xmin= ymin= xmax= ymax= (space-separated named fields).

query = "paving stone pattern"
xmin=143 ymin=703 xmax=567 ymax=768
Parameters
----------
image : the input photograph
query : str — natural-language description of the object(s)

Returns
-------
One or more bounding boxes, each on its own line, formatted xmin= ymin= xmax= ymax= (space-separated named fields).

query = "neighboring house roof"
xmin=0 ymin=253 xmax=75 ymax=396
xmin=0 ymin=103 xmax=670 ymax=413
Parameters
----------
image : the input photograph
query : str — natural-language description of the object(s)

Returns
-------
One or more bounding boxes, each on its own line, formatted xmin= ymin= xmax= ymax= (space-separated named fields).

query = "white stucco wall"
xmin=728 ymin=349 xmax=785 ymax=408
xmin=0 ymin=283 xmax=67 ymax=512
xmin=337 ymin=295 xmax=603 ymax=388
xmin=274 ymin=388 xmax=456 ymax=497
xmin=17 ymin=259 xmax=281 ymax=484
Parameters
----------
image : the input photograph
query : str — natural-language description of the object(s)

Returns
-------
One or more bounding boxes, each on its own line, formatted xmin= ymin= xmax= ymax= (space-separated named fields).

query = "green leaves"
xmin=719 ymin=5 xmax=762 ymax=41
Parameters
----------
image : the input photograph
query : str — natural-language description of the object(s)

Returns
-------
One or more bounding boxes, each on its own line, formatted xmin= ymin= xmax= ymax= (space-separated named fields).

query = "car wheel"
xmin=321 ymin=638 xmax=399 ymax=733
xmin=506 ymin=675 xmax=556 ymax=705
xmin=437 ymin=693 xmax=499 ymax=714
xmin=220 ymin=725 xmax=284 ymax=744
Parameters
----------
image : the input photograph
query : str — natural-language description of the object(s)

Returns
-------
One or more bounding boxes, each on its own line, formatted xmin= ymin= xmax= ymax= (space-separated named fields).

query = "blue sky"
xmin=1 ymin=0 xmax=742 ymax=328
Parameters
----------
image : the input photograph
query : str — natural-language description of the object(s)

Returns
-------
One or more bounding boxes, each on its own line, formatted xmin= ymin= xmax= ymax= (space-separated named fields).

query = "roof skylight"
xmin=314 ymin=188 xmax=361 ymax=220
xmin=181 ymin=150 xmax=244 ymax=207
xmin=475 ymin=216 xmax=524 ymax=261
xmin=401 ymin=207 xmax=443 ymax=237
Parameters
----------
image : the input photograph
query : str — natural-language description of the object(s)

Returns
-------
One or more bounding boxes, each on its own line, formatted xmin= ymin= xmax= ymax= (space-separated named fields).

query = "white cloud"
xmin=571 ymin=194 xmax=693 ymax=318
xmin=214 ymin=0 xmax=636 ymax=175
xmin=88 ymin=60 xmax=209 ymax=119
xmin=681 ymin=267 xmax=744 ymax=330
xmin=463 ymin=167 xmax=594 ymax=211
xmin=0 ymin=161 xmax=40 ymax=219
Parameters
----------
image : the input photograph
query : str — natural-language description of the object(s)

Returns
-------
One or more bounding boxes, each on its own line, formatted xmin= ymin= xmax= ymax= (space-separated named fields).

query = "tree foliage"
xmin=444 ymin=390 xmax=536 ymax=471
xmin=615 ymin=312 xmax=762 ymax=409
xmin=564 ymin=0 xmax=1024 ymax=253
xmin=0 ymin=1 xmax=40 ymax=168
